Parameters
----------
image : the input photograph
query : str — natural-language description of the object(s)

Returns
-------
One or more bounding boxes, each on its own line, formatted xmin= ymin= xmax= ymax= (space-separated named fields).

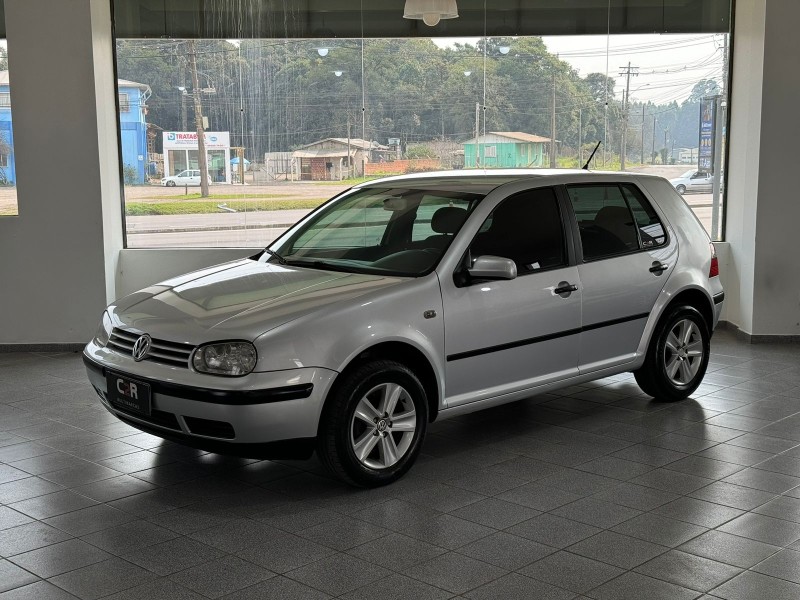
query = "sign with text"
xmin=698 ymin=99 xmax=717 ymax=172
xmin=163 ymin=131 xmax=230 ymax=150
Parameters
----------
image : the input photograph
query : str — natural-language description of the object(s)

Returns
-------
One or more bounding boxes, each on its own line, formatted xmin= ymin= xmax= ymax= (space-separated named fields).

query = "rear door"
xmin=565 ymin=182 xmax=677 ymax=372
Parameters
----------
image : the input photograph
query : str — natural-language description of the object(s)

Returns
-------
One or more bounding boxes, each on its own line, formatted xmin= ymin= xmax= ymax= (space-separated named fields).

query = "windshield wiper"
xmin=264 ymin=248 xmax=287 ymax=265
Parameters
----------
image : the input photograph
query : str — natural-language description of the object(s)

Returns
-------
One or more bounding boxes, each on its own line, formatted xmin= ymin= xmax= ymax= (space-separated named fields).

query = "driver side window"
xmin=470 ymin=187 xmax=566 ymax=274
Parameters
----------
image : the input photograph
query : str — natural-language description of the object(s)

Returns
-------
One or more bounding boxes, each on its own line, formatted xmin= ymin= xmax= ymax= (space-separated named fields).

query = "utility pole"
xmin=619 ymin=62 xmax=639 ymax=171
xmin=346 ymin=117 xmax=351 ymax=180
xmin=664 ymin=128 xmax=668 ymax=164
xmin=187 ymin=40 xmax=209 ymax=197
xmin=550 ymin=71 xmax=556 ymax=168
xmin=475 ymin=102 xmax=480 ymax=166
xmin=652 ymin=115 xmax=657 ymax=164
xmin=178 ymin=57 xmax=187 ymax=131
xmin=641 ymin=104 xmax=645 ymax=165
xmin=578 ymin=108 xmax=583 ymax=167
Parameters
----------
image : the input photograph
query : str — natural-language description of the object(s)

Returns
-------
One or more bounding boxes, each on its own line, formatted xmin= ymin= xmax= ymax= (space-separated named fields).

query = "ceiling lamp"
xmin=404 ymin=0 xmax=459 ymax=27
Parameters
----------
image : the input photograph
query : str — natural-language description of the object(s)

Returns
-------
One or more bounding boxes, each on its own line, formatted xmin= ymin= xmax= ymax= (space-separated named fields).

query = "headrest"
xmin=431 ymin=206 xmax=467 ymax=234
xmin=594 ymin=205 xmax=633 ymax=225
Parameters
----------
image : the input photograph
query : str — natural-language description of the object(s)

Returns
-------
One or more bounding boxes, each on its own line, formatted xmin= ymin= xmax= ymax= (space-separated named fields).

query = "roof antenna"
xmin=583 ymin=141 xmax=602 ymax=170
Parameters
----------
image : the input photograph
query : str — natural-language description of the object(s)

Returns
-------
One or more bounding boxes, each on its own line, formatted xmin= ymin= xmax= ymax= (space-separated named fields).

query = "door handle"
xmin=649 ymin=261 xmax=669 ymax=275
xmin=554 ymin=282 xmax=579 ymax=295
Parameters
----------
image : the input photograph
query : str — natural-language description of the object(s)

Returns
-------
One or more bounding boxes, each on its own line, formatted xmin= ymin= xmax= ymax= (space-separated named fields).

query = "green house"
xmin=463 ymin=132 xmax=552 ymax=168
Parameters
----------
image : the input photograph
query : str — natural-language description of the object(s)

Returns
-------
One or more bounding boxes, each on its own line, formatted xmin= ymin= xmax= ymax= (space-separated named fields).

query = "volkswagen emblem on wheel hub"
xmin=132 ymin=334 xmax=152 ymax=362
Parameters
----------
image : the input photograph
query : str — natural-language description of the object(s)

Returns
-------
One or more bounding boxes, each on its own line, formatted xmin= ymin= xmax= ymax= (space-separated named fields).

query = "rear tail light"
xmin=709 ymin=243 xmax=719 ymax=278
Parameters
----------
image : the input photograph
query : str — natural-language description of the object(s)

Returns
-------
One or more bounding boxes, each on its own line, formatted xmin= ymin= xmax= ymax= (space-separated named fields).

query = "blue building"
xmin=0 ymin=72 xmax=151 ymax=184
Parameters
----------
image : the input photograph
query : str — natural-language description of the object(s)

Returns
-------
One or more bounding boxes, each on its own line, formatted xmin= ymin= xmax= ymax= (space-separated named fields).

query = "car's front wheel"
xmin=166 ymin=180 xmax=176 ymax=187
xmin=676 ymin=184 xmax=686 ymax=195
xmin=634 ymin=305 xmax=710 ymax=401
xmin=317 ymin=360 xmax=428 ymax=487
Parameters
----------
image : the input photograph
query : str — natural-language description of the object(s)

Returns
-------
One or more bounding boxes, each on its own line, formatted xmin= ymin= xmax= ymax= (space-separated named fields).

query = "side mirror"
xmin=468 ymin=255 xmax=517 ymax=281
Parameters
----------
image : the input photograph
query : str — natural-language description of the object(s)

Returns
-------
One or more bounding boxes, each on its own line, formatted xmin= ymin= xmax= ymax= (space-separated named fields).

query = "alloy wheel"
xmin=664 ymin=318 xmax=704 ymax=386
xmin=350 ymin=382 xmax=417 ymax=470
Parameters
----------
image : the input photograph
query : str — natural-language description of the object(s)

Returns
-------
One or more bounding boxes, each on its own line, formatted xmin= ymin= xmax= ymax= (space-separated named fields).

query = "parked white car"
xmin=161 ymin=169 xmax=201 ymax=187
xmin=85 ymin=170 xmax=723 ymax=486
xmin=670 ymin=169 xmax=712 ymax=194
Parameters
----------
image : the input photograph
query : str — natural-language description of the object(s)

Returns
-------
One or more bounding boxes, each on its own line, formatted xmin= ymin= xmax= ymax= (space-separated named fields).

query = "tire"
xmin=634 ymin=305 xmax=710 ymax=402
xmin=676 ymin=184 xmax=686 ymax=195
xmin=317 ymin=360 xmax=428 ymax=487
xmin=166 ymin=180 xmax=176 ymax=187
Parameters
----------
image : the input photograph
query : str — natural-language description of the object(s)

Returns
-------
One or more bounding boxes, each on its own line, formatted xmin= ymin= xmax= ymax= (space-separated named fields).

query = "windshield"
xmin=268 ymin=186 xmax=485 ymax=276
xmin=680 ymin=170 xmax=695 ymax=179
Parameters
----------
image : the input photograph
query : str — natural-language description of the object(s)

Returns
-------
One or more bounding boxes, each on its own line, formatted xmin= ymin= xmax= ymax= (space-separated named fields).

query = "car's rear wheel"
xmin=676 ymin=184 xmax=686 ymax=195
xmin=634 ymin=305 xmax=710 ymax=401
xmin=317 ymin=360 xmax=428 ymax=487
xmin=166 ymin=180 xmax=176 ymax=187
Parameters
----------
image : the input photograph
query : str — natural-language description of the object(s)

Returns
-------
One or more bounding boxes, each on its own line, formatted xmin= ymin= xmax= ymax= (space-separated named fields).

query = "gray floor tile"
xmin=630 ymin=468 xmax=715 ymax=495
xmin=717 ymin=512 xmax=800 ymax=547
xmin=236 ymin=528 xmax=336 ymax=574
xmin=590 ymin=571 xmax=701 ymax=600
xmin=347 ymin=532 xmax=445 ymax=570
xmin=403 ymin=552 xmax=507 ymax=595
xmin=457 ymin=531 xmax=554 ymax=570
xmin=219 ymin=576 xmax=331 ymax=600
xmin=43 ymin=504 xmax=134 ymax=537
xmin=69 ymin=475 xmax=157 ymax=503
xmin=121 ymin=536 xmax=225 ymax=576
xmin=0 ymin=559 xmax=39 ymax=593
xmin=79 ymin=520 xmax=178 ymax=555
xmin=521 ymin=550 xmax=624 ymax=594
xmin=611 ymin=443 xmax=689 ymax=467
xmin=506 ymin=513 xmax=601 ymax=549
xmin=652 ymin=497 xmax=745 ymax=528
xmin=678 ymin=530 xmax=781 ymax=568
xmin=0 ymin=521 xmax=73 ymax=556
xmin=48 ymin=557 xmax=156 ymax=600
xmin=7 ymin=539 xmax=110 ymax=578
xmin=101 ymin=579 xmax=206 ymax=599
xmin=401 ymin=513 xmax=493 ymax=550
xmin=691 ymin=481 xmax=778 ymax=510
xmin=295 ymin=516 xmax=389 ymax=551
xmin=635 ymin=549 xmax=742 ymax=592
xmin=288 ymin=552 xmax=391 ymax=597
xmin=753 ymin=495 xmax=800 ymax=522
xmin=342 ymin=573 xmax=452 ymax=600
xmin=696 ymin=443 xmax=774 ymax=466
xmin=711 ymin=570 xmax=800 ymax=600
xmin=752 ymin=548 xmax=800 ymax=584
xmin=449 ymin=497 xmax=540 ymax=529
xmin=0 ymin=581 xmax=79 ymax=600
xmin=168 ymin=555 xmax=273 ymax=599
xmin=551 ymin=497 xmax=642 ymax=529
xmin=496 ymin=482 xmax=582 ymax=511
xmin=0 ymin=507 xmax=33 ymax=531
xmin=398 ymin=483 xmax=485 ymax=513
xmin=568 ymin=530 xmax=668 ymax=569
xmin=464 ymin=572 xmax=574 ymax=600
xmin=575 ymin=456 xmax=655 ymax=480
xmin=0 ymin=477 xmax=64 ymax=505
xmin=590 ymin=481 xmax=681 ymax=511
xmin=9 ymin=491 xmax=98 ymax=520
xmin=611 ymin=513 xmax=707 ymax=547
xmin=664 ymin=456 xmax=745 ymax=480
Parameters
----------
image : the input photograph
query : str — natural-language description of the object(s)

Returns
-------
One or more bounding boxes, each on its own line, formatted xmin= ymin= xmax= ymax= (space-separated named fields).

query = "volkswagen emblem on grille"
xmin=132 ymin=334 xmax=152 ymax=362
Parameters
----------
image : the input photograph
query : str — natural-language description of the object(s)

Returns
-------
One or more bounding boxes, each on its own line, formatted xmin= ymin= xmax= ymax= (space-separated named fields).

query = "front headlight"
xmin=94 ymin=312 xmax=112 ymax=347
xmin=192 ymin=342 xmax=257 ymax=376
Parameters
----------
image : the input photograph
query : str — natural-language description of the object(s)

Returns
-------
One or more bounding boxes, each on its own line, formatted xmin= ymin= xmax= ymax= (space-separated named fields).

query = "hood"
xmin=111 ymin=259 xmax=406 ymax=344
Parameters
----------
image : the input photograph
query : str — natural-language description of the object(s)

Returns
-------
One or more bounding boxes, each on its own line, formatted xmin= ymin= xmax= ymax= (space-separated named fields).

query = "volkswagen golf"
xmin=84 ymin=170 xmax=724 ymax=486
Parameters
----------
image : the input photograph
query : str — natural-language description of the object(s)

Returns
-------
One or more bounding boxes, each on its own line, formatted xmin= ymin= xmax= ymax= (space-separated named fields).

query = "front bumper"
xmin=83 ymin=344 xmax=337 ymax=457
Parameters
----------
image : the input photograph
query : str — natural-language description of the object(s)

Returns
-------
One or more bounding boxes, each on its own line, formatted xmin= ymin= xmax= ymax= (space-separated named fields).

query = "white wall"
xmin=724 ymin=0 xmax=800 ymax=337
xmin=0 ymin=0 xmax=123 ymax=346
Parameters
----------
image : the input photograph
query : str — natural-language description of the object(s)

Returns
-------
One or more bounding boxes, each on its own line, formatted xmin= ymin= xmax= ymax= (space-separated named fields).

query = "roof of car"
xmin=356 ymin=169 xmax=660 ymax=192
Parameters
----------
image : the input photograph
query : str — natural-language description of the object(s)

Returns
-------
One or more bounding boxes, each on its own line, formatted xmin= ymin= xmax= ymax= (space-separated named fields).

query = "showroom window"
xmin=112 ymin=0 xmax=732 ymax=248
xmin=0 ymin=29 xmax=16 ymax=217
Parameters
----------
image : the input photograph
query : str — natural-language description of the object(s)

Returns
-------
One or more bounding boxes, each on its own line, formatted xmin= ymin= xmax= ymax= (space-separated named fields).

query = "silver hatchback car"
xmin=84 ymin=170 xmax=724 ymax=486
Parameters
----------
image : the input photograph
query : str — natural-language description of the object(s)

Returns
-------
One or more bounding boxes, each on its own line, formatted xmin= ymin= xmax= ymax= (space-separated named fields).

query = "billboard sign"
xmin=163 ymin=131 xmax=230 ymax=150
xmin=698 ymin=99 xmax=717 ymax=172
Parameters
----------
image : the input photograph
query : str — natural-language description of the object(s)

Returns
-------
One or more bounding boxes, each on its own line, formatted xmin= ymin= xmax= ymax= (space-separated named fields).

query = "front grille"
xmin=108 ymin=328 xmax=195 ymax=368
xmin=183 ymin=416 xmax=236 ymax=440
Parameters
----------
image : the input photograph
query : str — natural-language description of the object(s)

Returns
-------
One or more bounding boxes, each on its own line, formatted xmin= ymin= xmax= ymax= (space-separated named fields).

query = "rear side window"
xmin=566 ymin=183 xmax=667 ymax=260
xmin=621 ymin=185 xmax=667 ymax=248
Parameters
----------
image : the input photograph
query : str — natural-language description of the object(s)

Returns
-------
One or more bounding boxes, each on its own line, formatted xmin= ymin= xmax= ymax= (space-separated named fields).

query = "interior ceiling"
xmin=112 ymin=0 xmax=731 ymax=38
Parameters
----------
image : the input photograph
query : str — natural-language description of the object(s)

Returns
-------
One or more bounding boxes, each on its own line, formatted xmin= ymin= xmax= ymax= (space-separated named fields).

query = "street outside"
xmin=0 ymin=166 xmax=719 ymax=245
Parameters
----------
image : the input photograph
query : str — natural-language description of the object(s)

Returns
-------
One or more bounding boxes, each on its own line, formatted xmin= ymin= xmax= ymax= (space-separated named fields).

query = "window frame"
xmin=459 ymin=185 xmax=574 ymax=284
xmin=0 ymin=92 xmax=10 ymax=109
xmin=561 ymin=182 xmax=670 ymax=264
xmin=118 ymin=92 xmax=130 ymax=112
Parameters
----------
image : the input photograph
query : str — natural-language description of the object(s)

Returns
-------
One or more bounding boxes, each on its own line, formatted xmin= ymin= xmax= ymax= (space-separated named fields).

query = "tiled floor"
xmin=2 ymin=330 xmax=800 ymax=599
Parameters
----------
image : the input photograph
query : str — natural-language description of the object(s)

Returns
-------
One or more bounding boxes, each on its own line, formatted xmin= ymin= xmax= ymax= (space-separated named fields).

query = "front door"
xmin=440 ymin=187 xmax=582 ymax=406
xmin=565 ymin=182 xmax=678 ymax=372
